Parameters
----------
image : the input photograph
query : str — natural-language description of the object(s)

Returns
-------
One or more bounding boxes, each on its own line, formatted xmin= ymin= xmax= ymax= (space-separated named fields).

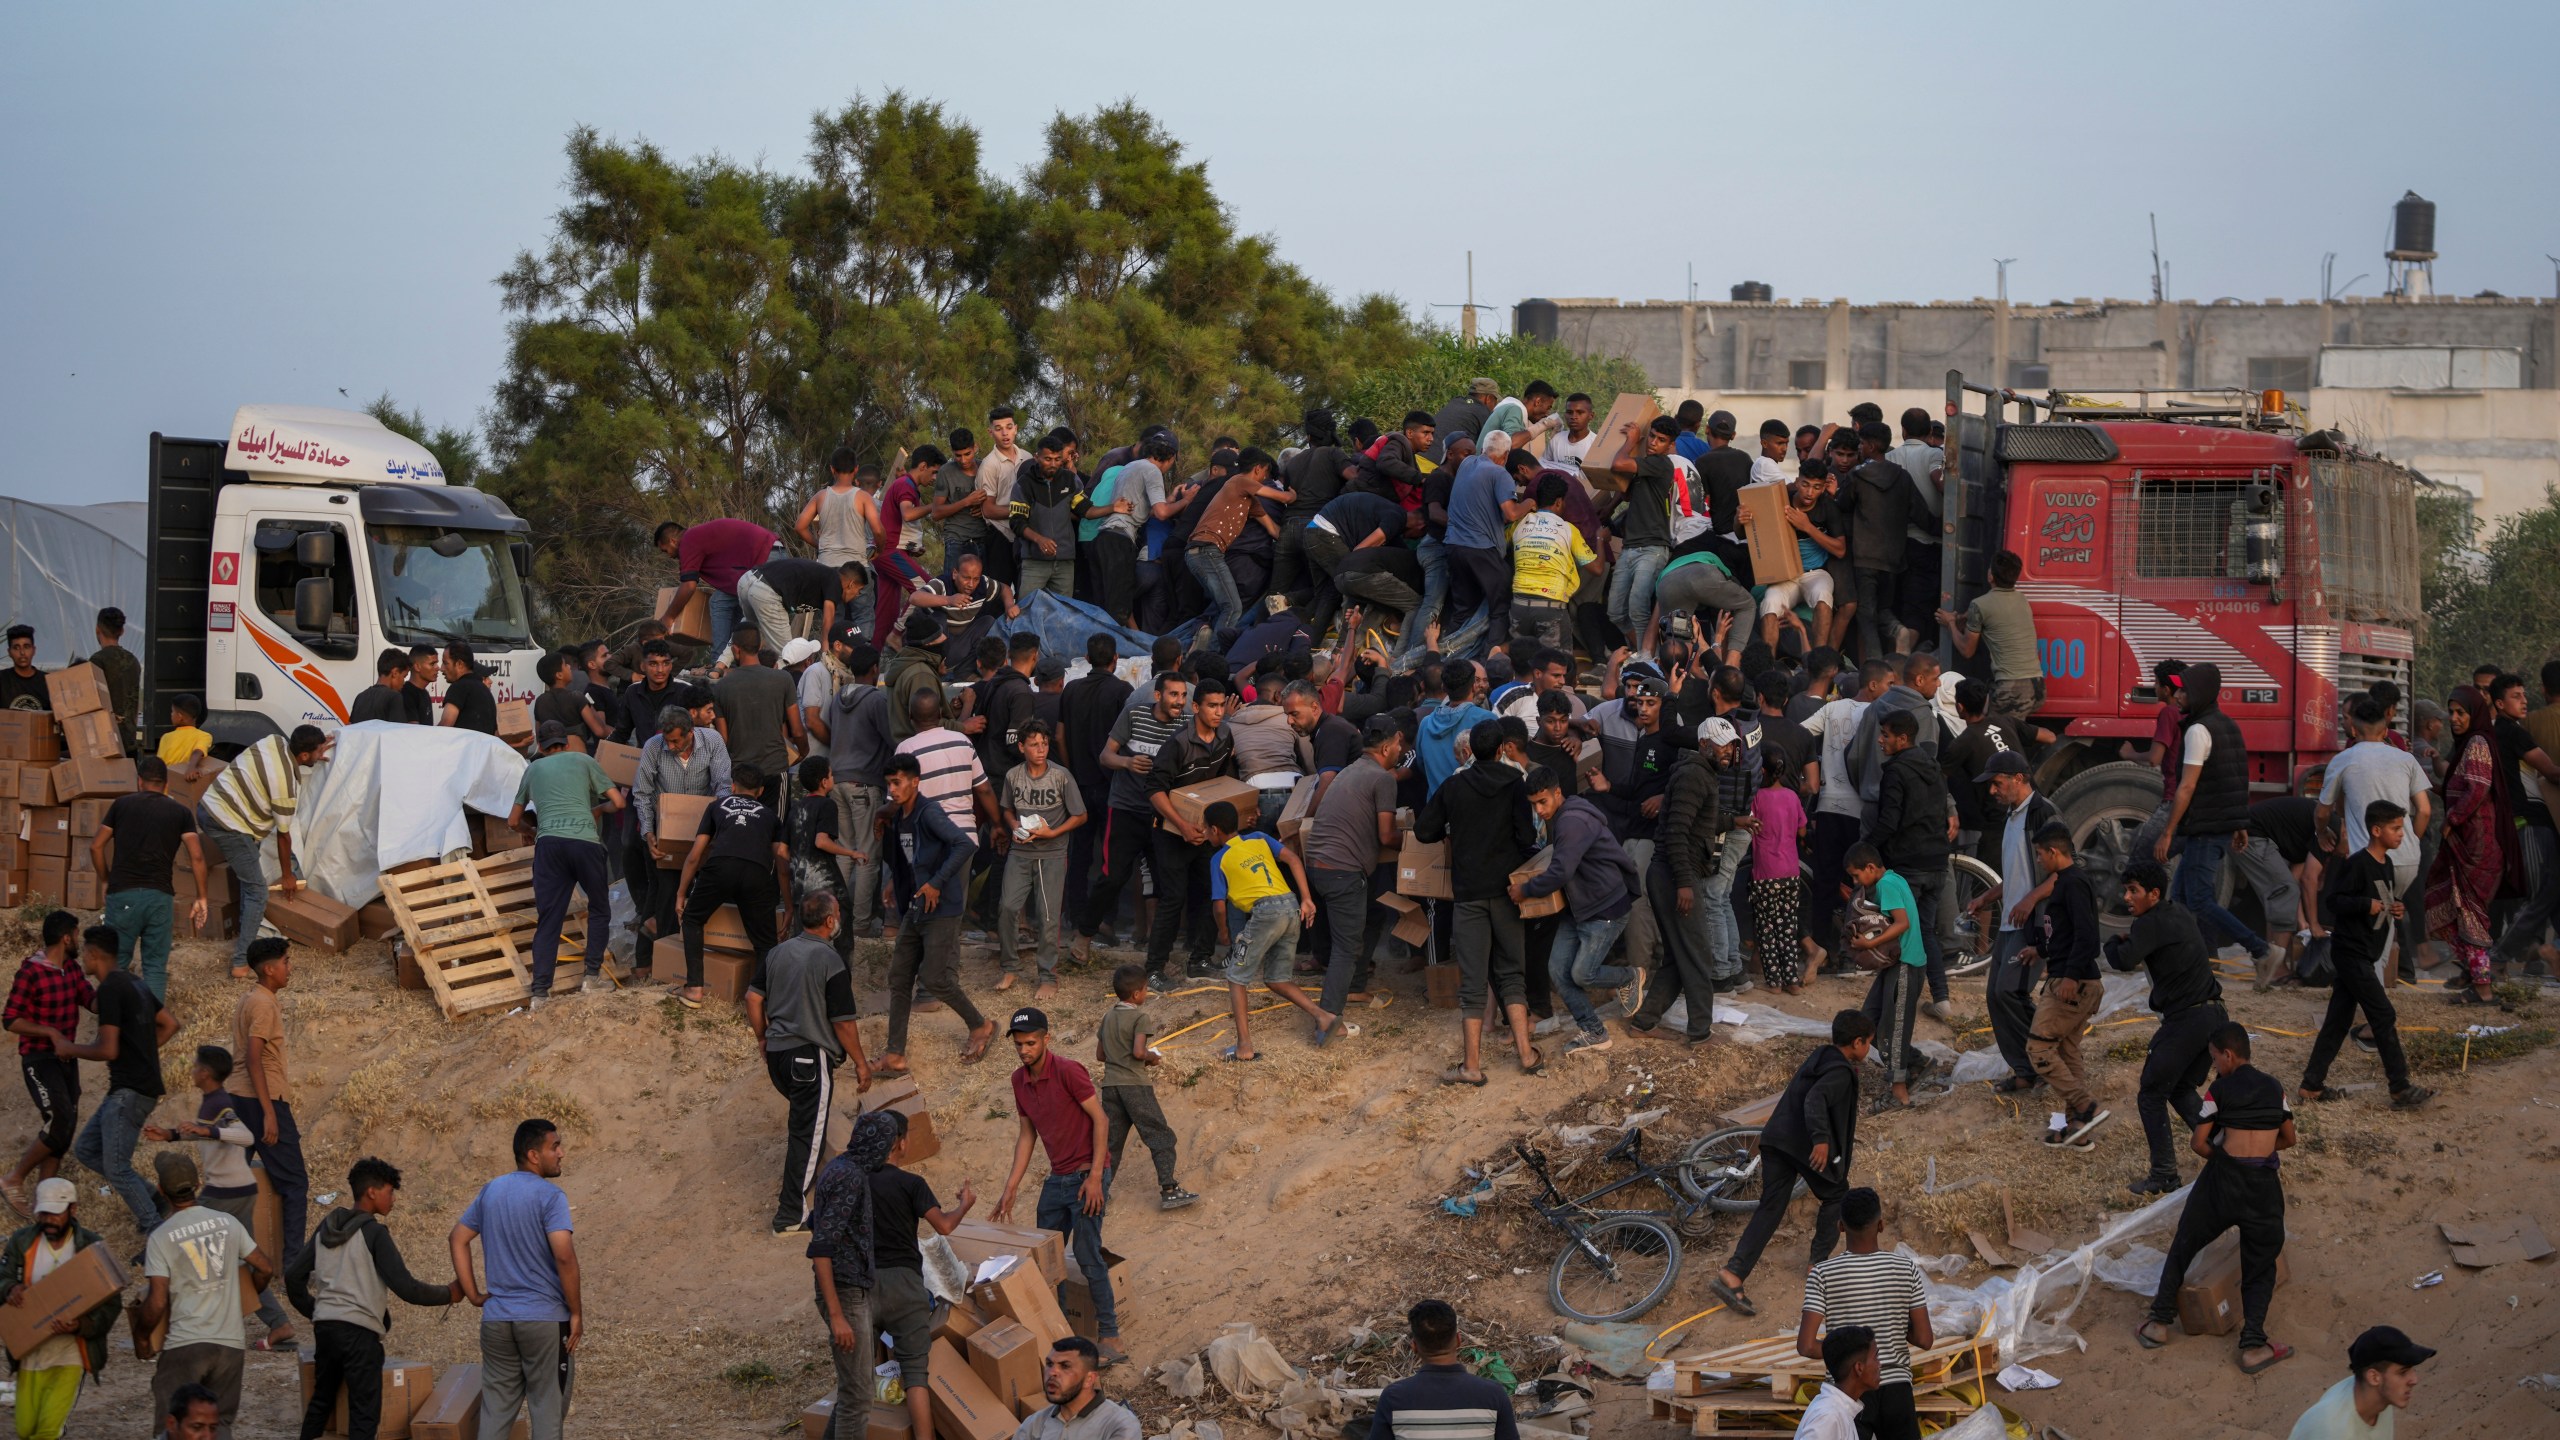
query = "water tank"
xmin=2390 ymin=191 xmax=2436 ymax=258
xmin=1730 ymin=281 xmax=1774 ymax=302
xmin=1514 ymin=298 xmax=1559 ymax=343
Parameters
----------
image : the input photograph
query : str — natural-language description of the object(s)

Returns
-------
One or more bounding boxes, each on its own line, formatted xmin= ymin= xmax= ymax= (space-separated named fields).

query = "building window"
xmin=2247 ymin=356 xmax=2312 ymax=392
xmin=1787 ymin=359 xmax=1825 ymax=391
xmin=2134 ymin=479 xmax=2277 ymax=581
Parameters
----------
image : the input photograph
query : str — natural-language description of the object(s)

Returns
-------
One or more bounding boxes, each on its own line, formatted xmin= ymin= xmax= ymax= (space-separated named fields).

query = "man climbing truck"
xmin=1932 ymin=373 xmax=2424 ymax=920
xmin=144 ymin=405 xmax=544 ymax=753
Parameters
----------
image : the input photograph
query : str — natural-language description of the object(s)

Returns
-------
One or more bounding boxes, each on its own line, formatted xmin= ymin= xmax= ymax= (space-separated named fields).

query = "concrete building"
xmin=1523 ymin=292 xmax=2560 ymax=525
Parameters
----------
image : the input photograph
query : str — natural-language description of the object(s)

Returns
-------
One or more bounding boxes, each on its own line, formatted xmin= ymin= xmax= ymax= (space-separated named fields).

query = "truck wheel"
xmin=2052 ymin=762 xmax=2166 ymax=934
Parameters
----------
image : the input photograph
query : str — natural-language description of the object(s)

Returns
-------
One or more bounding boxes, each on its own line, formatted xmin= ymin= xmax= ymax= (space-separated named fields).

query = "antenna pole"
xmin=2149 ymin=214 xmax=2164 ymax=303
xmin=1464 ymin=250 xmax=1477 ymax=347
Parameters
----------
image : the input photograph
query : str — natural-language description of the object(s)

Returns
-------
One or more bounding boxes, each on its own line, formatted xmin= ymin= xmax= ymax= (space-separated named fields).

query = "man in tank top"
xmin=797 ymin=446 xmax=878 ymax=570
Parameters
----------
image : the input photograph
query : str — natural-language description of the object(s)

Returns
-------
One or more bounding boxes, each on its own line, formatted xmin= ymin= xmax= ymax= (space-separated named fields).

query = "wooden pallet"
xmin=1652 ymin=1387 xmax=1976 ymax=1435
xmin=377 ymin=857 xmax=536 ymax=1020
xmin=1670 ymin=1330 xmax=1989 ymax=1402
xmin=477 ymin=847 xmax=606 ymax=973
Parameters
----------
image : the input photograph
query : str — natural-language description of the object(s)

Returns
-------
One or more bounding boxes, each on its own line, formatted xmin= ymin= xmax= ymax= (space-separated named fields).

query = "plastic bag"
xmin=1987 ymin=1182 xmax=2192 ymax=1363
xmin=2293 ymin=934 xmax=2336 ymax=987
xmin=1932 ymin=1404 xmax=2013 ymax=1440
xmin=2090 ymin=1243 xmax=2169 ymax=1295
xmin=1557 ymin=1321 xmax=1659 ymax=1377
xmin=1156 ymin=1355 xmax=1206 ymax=1399
xmin=1205 ymin=1323 xmax=1301 ymax=1402
xmin=873 ymin=1359 xmax=904 ymax=1405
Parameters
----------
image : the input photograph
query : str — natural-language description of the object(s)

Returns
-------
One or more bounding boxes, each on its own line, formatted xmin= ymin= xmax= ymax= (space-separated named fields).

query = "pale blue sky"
xmin=5 ymin=1 xmax=2553 ymax=505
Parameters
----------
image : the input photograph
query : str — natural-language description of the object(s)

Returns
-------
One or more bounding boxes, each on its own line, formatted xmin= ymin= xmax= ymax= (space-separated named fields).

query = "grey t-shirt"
xmin=1107 ymin=698 xmax=1181 ymax=813
xmin=751 ymin=933 xmax=858 ymax=1059
xmin=144 ymin=1206 xmax=257 ymax=1351
xmin=715 ymin=666 xmax=799 ymax=775
xmin=2320 ymin=740 xmax=2431 ymax=868
xmin=936 ymin=460 xmax=987 ymax=543
xmin=1964 ymin=588 xmax=2042 ymax=683
xmin=1303 ymin=756 xmax=1401 ymax=874
xmin=1099 ymin=460 xmax=1165 ymax=542
xmin=1002 ymin=762 xmax=1085 ymax=855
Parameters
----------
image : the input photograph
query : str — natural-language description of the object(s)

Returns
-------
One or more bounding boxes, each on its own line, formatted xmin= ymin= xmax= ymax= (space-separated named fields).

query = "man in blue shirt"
xmin=1442 ymin=436 xmax=1536 ymax=652
xmin=1414 ymin=660 xmax=1495 ymax=797
xmin=1300 ymin=489 xmax=1412 ymax=644
xmin=451 ymin=1119 xmax=579 ymax=1440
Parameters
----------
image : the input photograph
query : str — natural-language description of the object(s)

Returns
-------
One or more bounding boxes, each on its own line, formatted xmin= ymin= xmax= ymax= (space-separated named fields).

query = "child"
xmin=2136 ymin=1023 xmax=2295 ymax=1375
xmin=1843 ymin=844 xmax=1926 ymax=1107
xmin=868 ymin=1109 xmax=976 ymax=1440
xmin=1202 ymin=801 xmax=1323 ymax=1061
xmin=789 ymin=757 xmax=861 ymax=963
xmin=284 ymin=1158 xmax=464 ymax=1434
xmin=998 ymin=720 xmax=1086 ymax=998
xmin=1750 ymin=755 xmax=1809 ymax=991
xmin=2300 ymin=800 xmax=2434 ymax=1109
xmin=2021 ymin=824 xmax=2109 ymax=1146
xmin=157 ymin=694 xmax=213 ymax=766
xmin=140 ymin=1045 xmax=294 ymax=1345
xmin=1095 ymin=964 xmax=1198 ymax=1211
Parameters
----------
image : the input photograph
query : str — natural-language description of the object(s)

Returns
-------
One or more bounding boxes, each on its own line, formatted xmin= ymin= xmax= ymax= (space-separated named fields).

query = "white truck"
xmin=145 ymin=404 xmax=545 ymax=753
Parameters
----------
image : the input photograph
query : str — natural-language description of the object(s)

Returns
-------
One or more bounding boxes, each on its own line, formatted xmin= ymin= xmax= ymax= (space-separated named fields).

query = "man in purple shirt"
xmin=655 ymin=518 xmax=778 ymax=661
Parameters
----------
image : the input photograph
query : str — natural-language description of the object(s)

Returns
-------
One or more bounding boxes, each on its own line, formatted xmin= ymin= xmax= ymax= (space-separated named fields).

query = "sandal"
xmin=1992 ymin=1075 xmax=2043 ymax=1095
xmin=2135 ymin=1322 xmax=2171 ymax=1351
xmin=1518 ymin=1056 xmax=1548 ymax=1077
xmin=2237 ymin=1342 xmax=2294 ymax=1375
xmin=1440 ymin=1069 xmax=1488 ymax=1088
xmin=1706 ymin=1275 xmax=1756 ymax=1318
xmin=1220 ymin=1046 xmax=1263 ymax=1063
xmin=1314 ymin=1018 xmax=1360 ymax=1049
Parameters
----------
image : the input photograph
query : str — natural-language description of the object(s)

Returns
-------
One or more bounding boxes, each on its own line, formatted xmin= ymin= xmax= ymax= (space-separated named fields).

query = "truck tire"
xmin=2051 ymin=762 xmax=2166 ymax=934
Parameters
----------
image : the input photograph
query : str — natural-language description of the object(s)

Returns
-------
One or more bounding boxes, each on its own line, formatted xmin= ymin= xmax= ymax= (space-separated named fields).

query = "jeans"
xmin=1311 ymin=867 xmax=1389 ymax=1015
xmin=2230 ymin=837 xmax=2301 ymax=933
xmin=250 ymin=1097 xmax=311 ymax=1271
xmin=71 ymin=1086 xmax=161 ymax=1233
xmin=1036 ymin=1171 xmax=1119 ymax=1339
xmin=204 ymin=1191 xmax=291 ymax=1333
xmin=1401 ymin=536 xmax=1451 ymax=659
xmin=1509 ymin=597 xmax=1571 ymax=653
xmin=816 ymin=1275 xmax=874 ymax=1440
xmin=1018 ymin=556 xmax=1076 ymax=599
xmin=1548 ymin=911 xmax=1633 ymax=1034
xmin=999 ymin=849 xmax=1066 ymax=976
xmin=1606 ymin=544 xmax=1668 ymax=641
xmin=1987 ymin=928 xmax=2039 ymax=1082
xmin=831 ymin=781 xmax=884 ymax=930
xmin=103 ymin=888 xmax=175 ymax=1000
xmin=1442 ymin=543 xmax=1512 ymax=652
xmin=197 ymin=815 xmax=269 ymax=969
xmin=2173 ymin=834 xmax=2266 ymax=958
xmin=707 ymin=587 xmax=741 ymax=665
xmin=766 ymin=1043 xmax=836 ymax=1226
xmin=1699 ymin=829 xmax=1752 ymax=982
xmin=529 ymin=837 xmax=609 ymax=996
xmin=481 ymin=1320 xmax=573 ymax=1440
xmin=1901 ymin=861 xmax=1951 ymax=1002
xmin=1185 ymin=544 xmax=1246 ymax=646
xmin=1103 ymin=1085 xmax=1181 ymax=1191
xmin=2493 ymin=825 xmax=2560 ymax=963
xmin=300 ymin=1319 xmax=383 ymax=1440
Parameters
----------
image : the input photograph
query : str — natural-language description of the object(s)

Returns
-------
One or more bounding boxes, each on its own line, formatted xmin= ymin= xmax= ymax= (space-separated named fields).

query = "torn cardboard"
xmin=2440 ymin=1215 xmax=2554 ymax=1267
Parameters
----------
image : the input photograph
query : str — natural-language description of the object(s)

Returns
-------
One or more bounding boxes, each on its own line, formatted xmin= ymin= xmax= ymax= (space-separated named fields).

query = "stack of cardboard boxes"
xmin=167 ymin=756 xmax=237 ymax=938
xmin=650 ymin=901 xmax=773 ymax=1004
xmin=0 ymin=664 xmax=140 ymax=910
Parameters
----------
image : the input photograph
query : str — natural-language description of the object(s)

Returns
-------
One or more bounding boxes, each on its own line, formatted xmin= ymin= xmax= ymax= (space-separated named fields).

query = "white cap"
xmin=779 ymin=638 xmax=823 ymax=667
xmin=32 ymin=1178 xmax=75 ymax=1215
xmin=1699 ymin=717 xmax=1742 ymax=749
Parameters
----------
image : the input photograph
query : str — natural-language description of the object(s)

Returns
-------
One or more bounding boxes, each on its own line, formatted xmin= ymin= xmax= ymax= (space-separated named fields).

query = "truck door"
xmin=2010 ymin=470 xmax=2116 ymax=714
xmin=238 ymin=517 xmax=367 ymax=726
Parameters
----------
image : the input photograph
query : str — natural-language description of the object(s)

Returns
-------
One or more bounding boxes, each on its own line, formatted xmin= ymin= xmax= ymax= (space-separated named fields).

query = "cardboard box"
xmin=969 ymin=1254 xmax=1070 ymax=1351
xmin=656 ymin=792 xmax=712 ymax=865
xmin=0 ymin=762 xmax=16 ymax=800
xmin=167 ymin=756 xmax=227 ymax=808
xmin=18 ymin=765 xmax=56 ymax=807
xmin=935 ymin=1296 xmax=992 ymax=1344
xmin=29 ymin=809 xmax=69 ymax=851
xmin=0 ymin=836 xmax=20 ymax=872
xmin=43 ymin=664 xmax=108 ymax=717
xmin=395 ymin=941 xmax=427 ymax=991
xmin=0 ymin=1242 xmax=127 ymax=1358
xmin=926 ymin=1338 xmax=1016 ymax=1440
xmin=2175 ymin=1228 xmax=2291 ymax=1336
xmin=68 ymin=798 xmax=113 ymax=837
xmin=1395 ymin=834 xmax=1453 ymax=900
xmin=174 ymin=859 xmax=233 ymax=900
xmin=268 ymin=887 xmax=362 ymax=952
xmin=49 ymin=755 xmax=136 ymax=801
xmin=702 ymin=947 xmax=754 ymax=1004
xmin=945 ymin=1219 xmax=1067 ymax=1289
xmin=702 ymin=902 xmax=785 ymax=952
xmin=411 ymin=1362 xmax=534 ymax=1440
xmin=657 ymin=585 xmax=713 ymax=645
xmin=359 ymin=899 xmax=398 ymax=939
xmin=865 ymin=1401 xmax=914 ymax=1440
xmin=0 ymin=713 xmax=44 ymax=760
xmin=648 ymin=935 xmax=685 ymax=979
xmin=1577 ymin=392 xmax=1663 ymax=494
xmin=857 ymin=1075 xmax=940 ymax=1163
xmin=1275 ymin=773 xmax=1320 ymax=841
xmin=1058 ymin=1245 xmax=1129 ymax=1342
xmin=1164 ymin=777 xmax=1259 ymax=834
xmin=61 ymin=708 xmax=121 ymax=762
xmin=966 ymin=1319 xmax=1045 ymax=1418
xmin=64 ymin=872 xmax=100 ymax=909
xmin=1737 ymin=481 xmax=1803 ymax=585
xmin=1511 ymin=847 xmax=1562 ymax=919
xmin=27 ymin=857 xmax=67 ymax=904
xmin=0 ymin=872 xmax=21 ymax=908
xmin=189 ymin=901 xmax=239 ymax=940
xmin=494 ymin=699 xmax=535 ymax=750
xmin=1376 ymin=891 xmax=1431 ymax=948
xmin=1425 ymin=963 xmax=1459 ymax=1009
xmin=299 ymin=1351 xmax=434 ymax=1438
xmin=595 ymin=740 xmax=644 ymax=788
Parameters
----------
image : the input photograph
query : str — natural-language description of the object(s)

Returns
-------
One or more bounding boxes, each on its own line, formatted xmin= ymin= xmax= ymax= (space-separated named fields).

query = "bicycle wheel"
xmin=1549 ymin=1214 xmax=1682 ymax=1323
xmin=1946 ymin=855 xmax=2001 ymax=978
xmin=1678 ymin=1126 xmax=1778 ymax=1213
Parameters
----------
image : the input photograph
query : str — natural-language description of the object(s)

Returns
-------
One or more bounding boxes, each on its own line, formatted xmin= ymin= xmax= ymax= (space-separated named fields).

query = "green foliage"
xmin=2415 ymin=486 xmax=2560 ymax=699
xmin=1332 ymin=331 xmax=1656 ymax=434
xmin=364 ymin=395 xmax=483 ymax=490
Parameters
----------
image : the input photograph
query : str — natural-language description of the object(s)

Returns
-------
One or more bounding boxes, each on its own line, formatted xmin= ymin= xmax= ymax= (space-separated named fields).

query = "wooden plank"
xmin=380 ymin=853 xmax=536 ymax=1021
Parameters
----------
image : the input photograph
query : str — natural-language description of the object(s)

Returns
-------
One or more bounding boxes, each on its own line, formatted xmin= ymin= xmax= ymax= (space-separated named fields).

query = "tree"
xmin=2416 ymin=487 xmax=2560 ymax=699
xmin=1334 ymin=331 xmax=1655 ymax=435
xmin=364 ymin=395 xmax=483 ymax=490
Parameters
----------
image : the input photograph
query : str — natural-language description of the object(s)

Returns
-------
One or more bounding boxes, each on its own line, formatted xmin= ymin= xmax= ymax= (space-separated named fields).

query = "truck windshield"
xmin=367 ymin=525 xmax=534 ymax=647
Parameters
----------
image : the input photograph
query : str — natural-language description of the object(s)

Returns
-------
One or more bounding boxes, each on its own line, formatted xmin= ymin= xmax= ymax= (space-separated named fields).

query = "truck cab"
xmin=146 ymin=405 xmax=543 ymax=752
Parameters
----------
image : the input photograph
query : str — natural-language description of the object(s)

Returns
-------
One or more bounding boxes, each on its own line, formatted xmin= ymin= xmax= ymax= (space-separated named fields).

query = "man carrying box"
xmin=1143 ymin=676 xmax=1238 ymax=988
xmin=992 ymin=1009 xmax=1125 ymax=1370
xmin=93 ymin=756 xmax=213 ymax=1001
xmin=0 ymin=1178 xmax=125 ymax=1440
xmin=196 ymin=726 xmax=330 ymax=978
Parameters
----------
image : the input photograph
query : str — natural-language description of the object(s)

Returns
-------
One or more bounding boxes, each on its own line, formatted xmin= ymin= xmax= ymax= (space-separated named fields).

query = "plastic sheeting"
xmin=0 ymin=498 xmax=146 ymax=665
xmin=985 ymin=590 xmax=1155 ymax=666
xmin=1976 ymin=1181 xmax=2193 ymax=1363
xmin=293 ymin=721 xmax=529 ymax=907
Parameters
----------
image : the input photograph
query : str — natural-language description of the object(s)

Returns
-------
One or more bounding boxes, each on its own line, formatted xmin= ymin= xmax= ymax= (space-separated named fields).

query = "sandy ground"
xmin=6 ymin=913 xmax=2553 ymax=1438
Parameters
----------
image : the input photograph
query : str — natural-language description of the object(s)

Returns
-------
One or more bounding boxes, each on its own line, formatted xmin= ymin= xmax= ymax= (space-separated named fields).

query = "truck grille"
xmin=1996 ymin=425 xmax=2121 ymax=463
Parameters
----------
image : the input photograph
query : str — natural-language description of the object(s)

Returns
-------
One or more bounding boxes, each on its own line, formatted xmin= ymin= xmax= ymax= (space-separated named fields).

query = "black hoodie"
xmin=1414 ymin=760 xmax=1537 ymax=902
xmin=1869 ymin=745 xmax=1953 ymax=870
xmin=1761 ymin=1043 xmax=1858 ymax=1175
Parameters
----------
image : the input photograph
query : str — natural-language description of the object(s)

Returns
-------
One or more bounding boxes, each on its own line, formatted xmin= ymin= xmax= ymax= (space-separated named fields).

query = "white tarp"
xmin=0 ymin=498 xmax=146 ymax=665
xmin=294 ymin=721 xmax=526 ymax=907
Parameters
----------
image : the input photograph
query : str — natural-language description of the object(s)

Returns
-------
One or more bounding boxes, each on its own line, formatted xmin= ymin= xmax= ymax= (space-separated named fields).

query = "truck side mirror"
xmin=295 ymin=529 xmax=336 ymax=569
xmin=511 ymin=540 xmax=533 ymax=579
xmin=294 ymin=576 xmax=335 ymax=633
xmin=2242 ymin=484 xmax=2281 ymax=585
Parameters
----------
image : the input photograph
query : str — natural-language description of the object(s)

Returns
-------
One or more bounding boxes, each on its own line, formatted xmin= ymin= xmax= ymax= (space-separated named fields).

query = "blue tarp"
xmin=985 ymin=589 xmax=1156 ymax=664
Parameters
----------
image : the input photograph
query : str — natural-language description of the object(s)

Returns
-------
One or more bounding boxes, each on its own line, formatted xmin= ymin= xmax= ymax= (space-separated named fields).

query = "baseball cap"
xmin=32 ymin=1178 xmax=74 ymax=1215
xmin=154 ymin=1149 xmax=201 ymax=1201
xmin=1621 ymin=664 xmax=1666 ymax=699
xmin=902 ymin=609 xmax=945 ymax=646
xmin=780 ymin=637 xmax=822 ymax=667
xmin=1699 ymin=717 xmax=1741 ymax=748
xmin=1706 ymin=409 xmax=1738 ymax=436
xmin=1469 ymin=377 xmax=1499 ymax=398
xmin=1006 ymin=1007 xmax=1050 ymax=1035
xmin=1974 ymin=751 xmax=2032 ymax=783
xmin=1033 ymin=657 xmax=1067 ymax=685
xmin=535 ymin=720 xmax=570 ymax=749
xmin=2347 ymin=1326 xmax=2435 ymax=1374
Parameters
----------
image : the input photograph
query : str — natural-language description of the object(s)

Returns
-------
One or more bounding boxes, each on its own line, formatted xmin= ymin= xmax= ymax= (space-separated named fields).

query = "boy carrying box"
xmin=1094 ymin=965 xmax=1197 ymax=1212
xmin=1202 ymin=802 xmax=1323 ymax=1063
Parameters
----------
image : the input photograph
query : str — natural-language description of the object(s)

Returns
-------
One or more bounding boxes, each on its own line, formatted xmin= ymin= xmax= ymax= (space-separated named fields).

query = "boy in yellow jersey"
xmin=157 ymin=694 xmax=214 ymax=766
xmin=1507 ymin=472 xmax=1598 ymax=654
xmin=1203 ymin=801 xmax=1322 ymax=1061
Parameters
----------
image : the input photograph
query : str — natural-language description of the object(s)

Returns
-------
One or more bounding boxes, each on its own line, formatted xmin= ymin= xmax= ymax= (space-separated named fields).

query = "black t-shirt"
xmin=102 ymin=792 xmax=195 ymax=895
xmin=755 ymin=558 xmax=842 ymax=612
xmin=621 ymin=679 xmax=704 ymax=743
xmin=699 ymin=793 xmax=782 ymax=866
xmin=2498 ymin=717 xmax=2553 ymax=828
xmin=584 ymin=678 xmax=624 ymax=740
xmin=1759 ymin=714 xmax=1815 ymax=796
xmin=0 ymin=668 xmax=48 ymax=711
xmin=444 ymin=672 xmax=498 ymax=735
xmin=1317 ymin=491 xmax=1407 ymax=549
xmin=1332 ymin=544 xmax=1423 ymax=592
xmin=790 ymin=795 xmax=838 ymax=866
xmin=348 ymin=683 xmax=406 ymax=725
xmin=2247 ymin=796 xmax=2318 ymax=864
xmin=869 ymin=1165 xmax=940 ymax=1271
xmin=1420 ymin=468 xmax=1457 ymax=541
xmin=1698 ymin=446 xmax=1754 ymax=534
xmin=402 ymin=681 xmax=437 ymax=725
xmin=95 ymin=970 xmax=164 ymax=1098
xmin=1307 ymin=713 xmax=1362 ymax=774
xmin=1940 ymin=717 xmax=2024 ymax=831
xmin=534 ymin=688 xmax=588 ymax=738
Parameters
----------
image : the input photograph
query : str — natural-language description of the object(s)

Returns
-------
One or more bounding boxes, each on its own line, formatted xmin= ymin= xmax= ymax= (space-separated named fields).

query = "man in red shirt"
xmin=990 ymin=1007 xmax=1124 ymax=1366
xmin=2 ymin=911 xmax=94 ymax=1212
xmin=872 ymin=449 xmax=942 ymax=641
xmin=656 ymin=517 xmax=778 ymax=662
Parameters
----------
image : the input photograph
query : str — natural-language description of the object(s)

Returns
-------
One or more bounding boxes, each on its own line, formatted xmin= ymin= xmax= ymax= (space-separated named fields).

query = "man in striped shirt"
xmin=1370 ymin=1299 xmax=1517 ymax=1440
xmin=893 ymin=690 xmax=993 ymax=844
xmin=1795 ymin=1188 xmax=1932 ymax=1440
xmin=195 ymin=727 xmax=329 ymax=976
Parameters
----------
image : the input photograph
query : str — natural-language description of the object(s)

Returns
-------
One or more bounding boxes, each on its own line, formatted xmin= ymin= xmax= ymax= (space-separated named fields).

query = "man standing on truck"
xmin=1936 ymin=550 xmax=2044 ymax=733
xmin=656 ymin=516 xmax=780 ymax=663
xmin=85 ymin=607 xmax=142 ymax=752
xmin=196 ymin=727 xmax=330 ymax=977
xmin=2152 ymin=664 xmax=2270 ymax=968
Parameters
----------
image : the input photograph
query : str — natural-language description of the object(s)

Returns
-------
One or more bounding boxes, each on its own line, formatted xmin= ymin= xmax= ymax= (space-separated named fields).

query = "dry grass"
xmin=467 ymin=1079 xmax=593 ymax=1133
xmin=2403 ymin=1023 xmax=2555 ymax=1072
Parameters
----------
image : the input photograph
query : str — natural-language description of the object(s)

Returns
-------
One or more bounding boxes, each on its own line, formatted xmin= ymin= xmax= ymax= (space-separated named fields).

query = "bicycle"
xmin=1513 ymin=1132 xmax=1705 ymax=1323
xmin=1675 ymin=1124 xmax=1806 ymax=1213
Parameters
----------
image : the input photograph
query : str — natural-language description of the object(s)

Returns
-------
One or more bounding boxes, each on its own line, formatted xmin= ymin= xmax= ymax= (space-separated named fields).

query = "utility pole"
xmin=1462 ymin=250 xmax=1477 ymax=347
